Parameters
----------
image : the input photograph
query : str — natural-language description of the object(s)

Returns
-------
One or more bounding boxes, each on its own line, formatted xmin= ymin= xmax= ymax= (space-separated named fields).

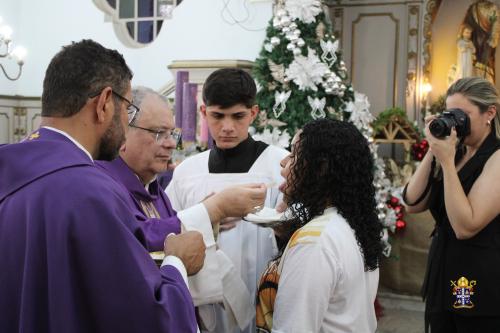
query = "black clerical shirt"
xmin=208 ymin=136 xmax=269 ymax=173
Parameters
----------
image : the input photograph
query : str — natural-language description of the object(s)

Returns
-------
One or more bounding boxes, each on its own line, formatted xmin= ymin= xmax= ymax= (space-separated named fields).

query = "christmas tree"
xmin=253 ymin=0 xmax=352 ymax=137
xmin=252 ymin=0 xmax=398 ymax=255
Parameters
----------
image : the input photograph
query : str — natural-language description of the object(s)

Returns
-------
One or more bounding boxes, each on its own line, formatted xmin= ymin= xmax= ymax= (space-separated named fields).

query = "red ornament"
xmin=390 ymin=197 xmax=399 ymax=205
xmin=412 ymin=139 xmax=429 ymax=161
xmin=396 ymin=219 xmax=406 ymax=230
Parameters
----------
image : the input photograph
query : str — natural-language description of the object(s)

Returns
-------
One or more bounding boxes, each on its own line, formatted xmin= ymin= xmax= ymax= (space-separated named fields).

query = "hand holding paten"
xmin=218 ymin=183 xmax=267 ymax=217
xmin=203 ymin=183 xmax=266 ymax=224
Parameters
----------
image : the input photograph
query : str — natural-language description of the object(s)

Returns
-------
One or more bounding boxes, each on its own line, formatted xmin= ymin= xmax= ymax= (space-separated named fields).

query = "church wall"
xmin=0 ymin=0 xmax=272 ymax=97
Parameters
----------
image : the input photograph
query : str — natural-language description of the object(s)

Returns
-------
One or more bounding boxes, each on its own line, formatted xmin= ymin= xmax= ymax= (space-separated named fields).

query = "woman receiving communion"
xmin=256 ymin=118 xmax=383 ymax=333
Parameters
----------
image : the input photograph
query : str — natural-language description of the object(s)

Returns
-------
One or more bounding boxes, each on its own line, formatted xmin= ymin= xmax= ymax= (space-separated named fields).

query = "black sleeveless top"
xmin=423 ymin=131 xmax=500 ymax=317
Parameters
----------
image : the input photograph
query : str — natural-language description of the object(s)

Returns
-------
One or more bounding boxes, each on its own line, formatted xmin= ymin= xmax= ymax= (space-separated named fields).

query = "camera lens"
xmin=429 ymin=118 xmax=449 ymax=138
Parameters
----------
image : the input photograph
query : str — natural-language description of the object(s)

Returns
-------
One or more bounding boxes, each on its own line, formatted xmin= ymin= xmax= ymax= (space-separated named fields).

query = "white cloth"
xmin=272 ymin=208 xmax=379 ymax=333
xmin=166 ymin=145 xmax=288 ymax=333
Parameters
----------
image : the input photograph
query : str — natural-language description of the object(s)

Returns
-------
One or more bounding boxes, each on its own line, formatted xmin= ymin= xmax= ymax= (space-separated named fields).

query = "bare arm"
xmin=443 ymin=149 xmax=500 ymax=239
xmin=403 ymin=116 xmax=437 ymax=213
xmin=404 ymin=150 xmax=435 ymax=213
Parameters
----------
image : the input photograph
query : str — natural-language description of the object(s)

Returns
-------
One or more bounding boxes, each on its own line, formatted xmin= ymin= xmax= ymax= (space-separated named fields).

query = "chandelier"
xmin=0 ymin=16 xmax=27 ymax=81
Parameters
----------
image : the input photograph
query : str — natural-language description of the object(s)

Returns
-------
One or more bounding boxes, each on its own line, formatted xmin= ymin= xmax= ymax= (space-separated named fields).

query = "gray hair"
xmin=131 ymin=86 xmax=171 ymax=121
xmin=447 ymin=77 xmax=500 ymax=139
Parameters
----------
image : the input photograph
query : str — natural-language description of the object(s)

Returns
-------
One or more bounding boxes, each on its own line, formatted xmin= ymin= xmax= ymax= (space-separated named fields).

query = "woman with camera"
xmin=404 ymin=77 xmax=500 ymax=332
xmin=255 ymin=119 xmax=382 ymax=333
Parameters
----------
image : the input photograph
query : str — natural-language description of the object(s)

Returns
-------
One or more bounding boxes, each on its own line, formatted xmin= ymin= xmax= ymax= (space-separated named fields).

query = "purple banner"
xmin=174 ymin=71 xmax=189 ymax=128
xmin=181 ymin=82 xmax=198 ymax=142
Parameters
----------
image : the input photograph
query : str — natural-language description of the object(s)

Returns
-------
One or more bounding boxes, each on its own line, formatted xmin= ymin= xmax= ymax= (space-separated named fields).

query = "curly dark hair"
xmin=42 ymin=39 xmax=133 ymax=117
xmin=283 ymin=118 xmax=383 ymax=271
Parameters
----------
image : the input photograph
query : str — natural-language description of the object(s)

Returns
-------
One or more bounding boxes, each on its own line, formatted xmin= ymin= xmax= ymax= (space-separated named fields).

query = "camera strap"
xmin=402 ymin=157 xmax=436 ymax=206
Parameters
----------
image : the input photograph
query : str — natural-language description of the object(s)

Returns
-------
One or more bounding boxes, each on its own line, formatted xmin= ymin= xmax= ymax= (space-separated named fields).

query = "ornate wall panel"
xmin=0 ymin=96 xmax=41 ymax=144
xmin=328 ymin=0 xmax=425 ymax=119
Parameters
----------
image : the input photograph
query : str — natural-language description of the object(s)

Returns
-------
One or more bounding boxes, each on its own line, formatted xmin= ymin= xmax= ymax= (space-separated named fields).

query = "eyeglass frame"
xmin=128 ymin=124 xmax=182 ymax=144
xmin=88 ymin=89 xmax=139 ymax=125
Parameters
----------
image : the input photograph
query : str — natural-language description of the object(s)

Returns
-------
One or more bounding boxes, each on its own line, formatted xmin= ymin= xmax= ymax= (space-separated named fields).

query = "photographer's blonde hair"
xmin=447 ymin=77 xmax=500 ymax=140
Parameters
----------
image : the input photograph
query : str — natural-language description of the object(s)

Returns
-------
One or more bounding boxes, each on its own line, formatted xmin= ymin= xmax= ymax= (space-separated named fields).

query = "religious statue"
xmin=455 ymin=24 xmax=476 ymax=80
xmin=462 ymin=0 xmax=500 ymax=83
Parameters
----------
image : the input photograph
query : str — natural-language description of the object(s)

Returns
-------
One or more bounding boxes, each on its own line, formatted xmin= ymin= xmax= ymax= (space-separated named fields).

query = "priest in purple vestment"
xmin=0 ymin=40 xmax=205 ymax=333
xmin=95 ymin=86 xmax=267 ymax=254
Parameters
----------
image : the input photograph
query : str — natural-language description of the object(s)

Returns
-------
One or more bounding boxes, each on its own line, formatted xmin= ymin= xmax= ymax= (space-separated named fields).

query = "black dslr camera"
xmin=429 ymin=108 xmax=471 ymax=138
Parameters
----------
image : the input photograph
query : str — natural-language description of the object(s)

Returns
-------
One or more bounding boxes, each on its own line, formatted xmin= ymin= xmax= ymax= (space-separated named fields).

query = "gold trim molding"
xmin=0 ymin=95 xmax=41 ymax=101
xmin=168 ymin=60 xmax=254 ymax=70
xmin=422 ymin=0 xmax=442 ymax=81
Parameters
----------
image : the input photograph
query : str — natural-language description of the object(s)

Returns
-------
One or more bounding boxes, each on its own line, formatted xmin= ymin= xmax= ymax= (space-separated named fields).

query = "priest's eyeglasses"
xmin=88 ymin=90 xmax=139 ymax=125
xmin=129 ymin=125 xmax=182 ymax=144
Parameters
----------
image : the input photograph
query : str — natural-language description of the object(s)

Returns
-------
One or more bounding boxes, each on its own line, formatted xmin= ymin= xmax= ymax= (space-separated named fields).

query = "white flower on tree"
xmin=285 ymin=47 xmax=328 ymax=91
xmin=252 ymin=127 xmax=291 ymax=149
xmin=285 ymin=0 xmax=322 ymax=24
xmin=344 ymin=91 xmax=371 ymax=114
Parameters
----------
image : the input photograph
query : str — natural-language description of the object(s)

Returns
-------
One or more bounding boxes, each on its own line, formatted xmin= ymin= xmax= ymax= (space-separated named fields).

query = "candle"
xmin=182 ymin=82 xmax=197 ymax=142
xmin=174 ymin=71 xmax=189 ymax=128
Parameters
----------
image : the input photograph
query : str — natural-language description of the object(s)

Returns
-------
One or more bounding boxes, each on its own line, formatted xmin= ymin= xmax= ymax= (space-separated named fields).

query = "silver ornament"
xmin=280 ymin=16 xmax=291 ymax=27
xmin=270 ymin=37 xmax=280 ymax=46
xmin=282 ymin=26 xmax=290 ymax=33
xmin=293 ymin=48 xmax=301 ymax=56
xmin=297 ymin=38 xmax=305 ymax=47
xmin=286 ymin=43 xmax=295 ymax=51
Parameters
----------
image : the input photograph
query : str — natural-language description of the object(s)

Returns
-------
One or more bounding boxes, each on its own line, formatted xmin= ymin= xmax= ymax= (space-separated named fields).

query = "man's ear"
xmin=250 ymin=104 xmax=259 ymax=120
xmin=200 ymin=105 xmax=207 ymax=118
xmin=94 ymin=87 xmax=114 ymax=124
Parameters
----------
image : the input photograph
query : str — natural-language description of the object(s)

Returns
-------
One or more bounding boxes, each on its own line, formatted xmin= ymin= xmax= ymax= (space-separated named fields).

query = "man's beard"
xmin=96 ymin=106 xmax=125 ymax=161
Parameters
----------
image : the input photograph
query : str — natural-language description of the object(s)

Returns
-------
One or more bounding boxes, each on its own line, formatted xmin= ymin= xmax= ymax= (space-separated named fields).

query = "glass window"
xmin=138 ymin=21 xmax=154 ymax=43
xmin=138 ymin=0 xmax=154 ymax=18
xmin=95 ymin=0 xmax=181 ymax=47
xmin=119 ymin=0 xmax=135 ymax=19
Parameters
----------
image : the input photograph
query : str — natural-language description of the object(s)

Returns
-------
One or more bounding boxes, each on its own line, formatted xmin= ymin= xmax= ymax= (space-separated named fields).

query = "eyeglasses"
xmin=112 ymin=91 xmax=140 ymax=124
xmin=89 ymin=89 xmax=140 ymax=124
xmin=129 ymin=124 xmax=182 ymax=144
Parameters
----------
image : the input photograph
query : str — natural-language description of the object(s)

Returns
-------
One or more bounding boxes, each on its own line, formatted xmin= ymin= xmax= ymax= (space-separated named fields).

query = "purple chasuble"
xmin=95 ymin=157 xmax=181 ymax=251
xmin=0 ymin=128 xmax=197 ymax=333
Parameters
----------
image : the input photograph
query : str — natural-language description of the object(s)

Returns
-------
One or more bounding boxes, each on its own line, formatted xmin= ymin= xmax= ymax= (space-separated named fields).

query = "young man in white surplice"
xmin=166 ymin=68 xmax=288 ymax=333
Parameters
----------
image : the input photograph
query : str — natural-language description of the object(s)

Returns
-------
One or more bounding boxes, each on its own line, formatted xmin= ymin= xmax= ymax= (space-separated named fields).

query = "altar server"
xmin=167 ymin=68 xmax=289 ymax=333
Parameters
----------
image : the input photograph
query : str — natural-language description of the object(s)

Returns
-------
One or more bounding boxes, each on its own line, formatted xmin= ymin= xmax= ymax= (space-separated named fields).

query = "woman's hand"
xmin=424 ymin=115 xmax=457 ymax=168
